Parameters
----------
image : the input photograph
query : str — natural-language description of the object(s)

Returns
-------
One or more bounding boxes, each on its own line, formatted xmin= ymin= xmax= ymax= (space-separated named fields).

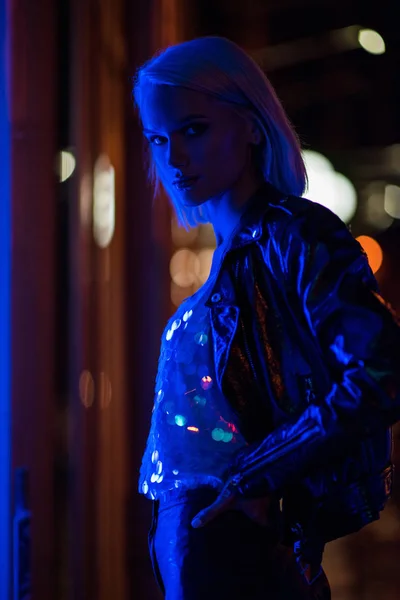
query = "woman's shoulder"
xmin=270 ymin=194 xmax=343 ymax=224
xmin=262 ymin=194 xmax=351 ymax=245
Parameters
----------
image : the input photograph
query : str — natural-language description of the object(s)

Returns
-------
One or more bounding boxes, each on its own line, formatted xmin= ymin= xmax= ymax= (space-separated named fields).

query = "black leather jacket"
xmin=204 ymin=183 xmax=399 ymax=557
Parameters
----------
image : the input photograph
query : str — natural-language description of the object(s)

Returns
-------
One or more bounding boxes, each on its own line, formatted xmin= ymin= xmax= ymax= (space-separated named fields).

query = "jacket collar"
xmin=226 ymin=181 xmax=287 ymax=252
xmin=205 ymin=182 xmax=288 ymax=307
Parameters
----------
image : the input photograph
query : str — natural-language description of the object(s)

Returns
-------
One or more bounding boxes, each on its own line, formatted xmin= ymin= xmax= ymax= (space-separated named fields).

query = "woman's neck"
xmin=207 ymin=173 xmax=265 ymax=247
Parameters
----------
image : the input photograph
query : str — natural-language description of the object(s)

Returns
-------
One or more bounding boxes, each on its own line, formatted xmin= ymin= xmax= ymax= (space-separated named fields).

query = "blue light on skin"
xmin=140 ymin=85 xmax=265 ymax=247
xmin=0 ymin=2 xmax=11 ymax=594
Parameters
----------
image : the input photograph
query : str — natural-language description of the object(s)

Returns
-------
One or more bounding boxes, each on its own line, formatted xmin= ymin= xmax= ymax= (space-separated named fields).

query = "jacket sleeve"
xmin=229 ymin=202 xmax=400 ymax=496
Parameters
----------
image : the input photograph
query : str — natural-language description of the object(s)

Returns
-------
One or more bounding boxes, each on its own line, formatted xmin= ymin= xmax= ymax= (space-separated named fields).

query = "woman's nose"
xmin=167 ymin=140 xmax=188 ymax=168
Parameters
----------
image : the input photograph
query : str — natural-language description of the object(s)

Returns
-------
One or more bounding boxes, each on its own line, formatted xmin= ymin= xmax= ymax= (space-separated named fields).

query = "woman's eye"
xmin=184 ymin=123 xmax=208 ymax=137
xmin=149 ymin=135 xmax=166 ymax=146
xmin=147 ymin=124 xmax=207 ymax=145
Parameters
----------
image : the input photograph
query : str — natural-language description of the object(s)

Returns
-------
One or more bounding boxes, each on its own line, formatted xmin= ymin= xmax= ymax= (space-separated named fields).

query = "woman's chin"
xmin=181 ymin=199 xmax=208 ymax=208
xmin=180 ymin=192 xmax=209 ymax=207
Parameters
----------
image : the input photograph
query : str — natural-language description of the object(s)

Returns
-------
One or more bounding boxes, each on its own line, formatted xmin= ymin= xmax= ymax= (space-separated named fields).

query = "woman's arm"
xmin=229 ymin=203 xmax=400 ymax=496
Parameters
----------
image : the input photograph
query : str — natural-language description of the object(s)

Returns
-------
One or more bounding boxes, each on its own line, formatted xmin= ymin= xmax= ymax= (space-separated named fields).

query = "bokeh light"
xmin=170 ymin=249 xmax=199 ymax=287
xmin=79 ymin=370 xmax=95 ymax=408
xmin=363 ymin=182 xmax=394 ymax=231
xmin=358 ymin=29 xmax=385 ymax=55
xmin=93 ymin=154 xmax=115 ymax=249
xmin=303 ymin=150 xmax=334 ymax=173
xmin=384 ymin=185 xmax=400 ymax=219
xmin=356 ymin=235 xmax=383 ymax=274
xmin=331 ymin=172 xmax=358 ymax=224
xmin=303 ymin=150 xmax=357 ymax=223
xmin=58 ymin=150 xmax=76 ymax=182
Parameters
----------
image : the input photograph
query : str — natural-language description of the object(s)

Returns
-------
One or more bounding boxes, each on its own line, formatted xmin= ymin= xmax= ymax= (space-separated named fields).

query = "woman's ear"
xmin=248 ymin=118 xmax=262 ymax=145
xmin=241 ymin=111 xmax=262 ymax=146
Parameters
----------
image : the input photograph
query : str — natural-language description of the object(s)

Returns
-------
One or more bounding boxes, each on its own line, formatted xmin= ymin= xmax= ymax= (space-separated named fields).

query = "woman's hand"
xmin=191 ymin=478 xmax=271 ymax=528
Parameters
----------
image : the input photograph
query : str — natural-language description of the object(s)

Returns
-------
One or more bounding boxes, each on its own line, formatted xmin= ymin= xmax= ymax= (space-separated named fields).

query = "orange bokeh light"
xmin=356 ymin=235 xmax=383 ymax=274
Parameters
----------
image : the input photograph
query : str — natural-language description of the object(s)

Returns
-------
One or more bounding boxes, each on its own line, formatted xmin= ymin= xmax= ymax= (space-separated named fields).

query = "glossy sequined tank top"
xmin=138 ymin=284 xmax=247 ymax=502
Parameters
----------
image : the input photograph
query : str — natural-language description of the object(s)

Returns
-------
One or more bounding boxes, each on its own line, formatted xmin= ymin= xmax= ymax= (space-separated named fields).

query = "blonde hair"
xmin=133 ymin=36 xmax=307 ymax=228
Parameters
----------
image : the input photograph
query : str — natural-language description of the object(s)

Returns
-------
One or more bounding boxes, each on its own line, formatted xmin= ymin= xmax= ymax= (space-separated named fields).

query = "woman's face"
xmin=141 ymin=85 xmax=258 ymax=207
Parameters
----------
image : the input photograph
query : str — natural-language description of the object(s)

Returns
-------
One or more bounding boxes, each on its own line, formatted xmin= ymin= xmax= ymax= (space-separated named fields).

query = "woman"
xmin=133 ymin=36 xmax=400 ymax=599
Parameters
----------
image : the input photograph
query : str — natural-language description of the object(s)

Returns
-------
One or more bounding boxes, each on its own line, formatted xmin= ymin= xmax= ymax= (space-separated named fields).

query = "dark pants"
xmin=148 ymin=487 xmax=331 ymax=600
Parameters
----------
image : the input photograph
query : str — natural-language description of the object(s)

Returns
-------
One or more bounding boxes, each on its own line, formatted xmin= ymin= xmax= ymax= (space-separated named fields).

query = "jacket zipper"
xmin=233 ymin=258 xmax=322 ymax=480
xmin=235 ymin=259 xmax=260 ymax=388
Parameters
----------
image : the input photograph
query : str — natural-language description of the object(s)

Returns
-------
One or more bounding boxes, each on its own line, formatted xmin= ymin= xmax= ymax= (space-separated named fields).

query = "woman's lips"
xmin=173 ymin=176 xmax=200 ymax=190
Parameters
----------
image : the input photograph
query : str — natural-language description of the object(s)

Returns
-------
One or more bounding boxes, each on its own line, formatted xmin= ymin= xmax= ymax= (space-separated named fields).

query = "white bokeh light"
xmin=93 ymin=155 xmax=115 ymax=249
xmin=303 ymin=150 xmax=334 ymax=174
xmin=58 ymin=150 xmax=76 ymax=182
xmin=302 ymin=150 xmax=357 ymax=224
xmin=384 ymin=185 xmax=400 ymax=219
xmin=365 ymin=191 xmax=393 ymax=230
xmin=358 ymin=29 xmax=385 ymax=55
xmin=331 ymin=172 xmax=358 ymax=224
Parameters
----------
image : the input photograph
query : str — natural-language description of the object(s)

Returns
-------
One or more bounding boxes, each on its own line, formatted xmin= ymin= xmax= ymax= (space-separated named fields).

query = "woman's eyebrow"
xmin=177 ymin=113 xmax=208 ymax=123
xmin=143 ymin=114 xmax=208 ymax=134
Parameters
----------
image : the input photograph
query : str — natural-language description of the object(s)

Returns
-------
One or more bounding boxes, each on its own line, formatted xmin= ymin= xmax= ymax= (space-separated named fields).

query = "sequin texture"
xmin=139 ymin=287 xmax=246 ymax=500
